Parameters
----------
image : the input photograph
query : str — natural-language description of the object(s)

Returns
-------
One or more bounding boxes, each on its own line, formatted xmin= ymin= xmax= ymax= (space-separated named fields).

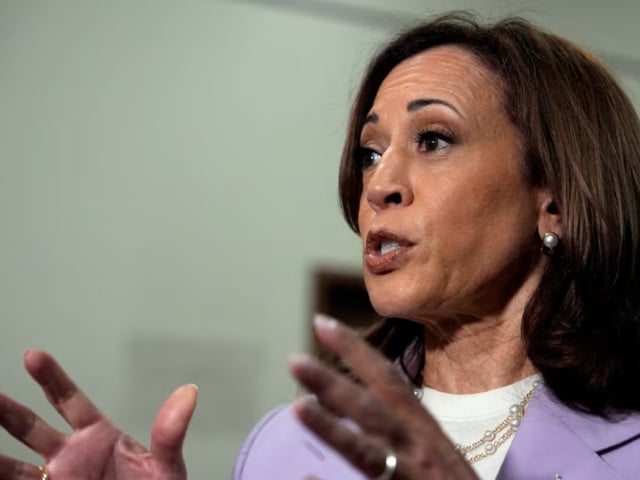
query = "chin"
xmin=366 ymin=281 xmax=421 ymax=320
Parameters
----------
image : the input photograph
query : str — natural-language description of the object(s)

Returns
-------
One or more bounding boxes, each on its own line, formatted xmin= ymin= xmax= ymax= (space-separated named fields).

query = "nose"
xmin=364 ymin=152 xmax=413 ymax=212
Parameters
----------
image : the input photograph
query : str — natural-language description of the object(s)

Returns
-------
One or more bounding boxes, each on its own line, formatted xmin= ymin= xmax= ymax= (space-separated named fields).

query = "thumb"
xmin=150 ymin=384 xmax=199 ymax=470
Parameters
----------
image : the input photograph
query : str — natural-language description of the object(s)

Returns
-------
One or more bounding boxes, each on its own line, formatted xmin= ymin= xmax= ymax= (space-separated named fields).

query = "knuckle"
xmin=388 ymin=423 xmax=410 ymax=446
xmin=352 ymin=443 xmax=384 ymax=475
xmin=48 ymin=381 xmax=78 ymax=406
xmin=15 ymin=460 xmax=32 ymax=478
xmin=0 ymin=407 xmax=36 ymax=439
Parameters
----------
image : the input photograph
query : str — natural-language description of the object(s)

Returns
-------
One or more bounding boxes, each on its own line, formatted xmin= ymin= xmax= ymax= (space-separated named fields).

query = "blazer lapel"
xmin=497 ymin=384 xmax=640 ymax=480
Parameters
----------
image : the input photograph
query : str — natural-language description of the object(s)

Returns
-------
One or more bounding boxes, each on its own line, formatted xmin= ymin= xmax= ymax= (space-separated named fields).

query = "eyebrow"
xmin=407 ymin=98 xmax=463 ymax=117
xmin=363 ymin=98 xmax=463 ymax=127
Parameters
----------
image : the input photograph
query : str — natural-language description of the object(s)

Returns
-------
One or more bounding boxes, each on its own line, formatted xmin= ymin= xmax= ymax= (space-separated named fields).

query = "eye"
xmin=415 ymin=130 xmax=454 ymax=153
xmin=356 ymin=148 xmax=382 ymax=170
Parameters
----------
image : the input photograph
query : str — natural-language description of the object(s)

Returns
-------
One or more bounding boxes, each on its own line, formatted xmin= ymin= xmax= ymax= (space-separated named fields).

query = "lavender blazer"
xmin=232 ymin=384 xmax=640 ymax=479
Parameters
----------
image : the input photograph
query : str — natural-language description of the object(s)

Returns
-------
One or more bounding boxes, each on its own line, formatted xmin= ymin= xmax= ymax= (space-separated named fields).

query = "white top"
xmin=420 ymin=374 xmax=541 ymax=480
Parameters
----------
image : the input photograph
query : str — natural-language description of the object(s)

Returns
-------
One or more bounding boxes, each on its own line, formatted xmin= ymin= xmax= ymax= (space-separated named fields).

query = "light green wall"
xmin=1 ymin=1 xmax=638 ymax=477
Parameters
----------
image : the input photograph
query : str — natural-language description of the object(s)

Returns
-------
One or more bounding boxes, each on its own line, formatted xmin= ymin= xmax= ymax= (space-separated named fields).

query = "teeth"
xmin=380 ymin=240 xmax=401 ymax=255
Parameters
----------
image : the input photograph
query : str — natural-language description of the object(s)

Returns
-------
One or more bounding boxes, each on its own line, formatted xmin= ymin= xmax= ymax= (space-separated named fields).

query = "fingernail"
xmin=313 ymin=313 xmax=338 ymax=331
xmin=293 ymin=393 xmax=320 ymax=413
xmin=182 ymin=384 xmax=199 ymax=400
xmin=298 ymin=393 xmax=318 ymax=406
xmin=288 ymin=352 xmax=313 ymax=367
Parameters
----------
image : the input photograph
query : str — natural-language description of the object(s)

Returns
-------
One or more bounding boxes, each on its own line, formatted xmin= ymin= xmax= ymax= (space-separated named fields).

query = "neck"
xmin=419 ymin=258 xmax=544 ymax=394
xmin=422 ymin=318 xmax=536 ymax=394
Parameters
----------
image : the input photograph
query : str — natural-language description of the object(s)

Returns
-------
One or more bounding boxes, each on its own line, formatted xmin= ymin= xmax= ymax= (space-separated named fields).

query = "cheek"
xmin=423 ymin=171 xmax=536 ymax=260
xmin=357 ymin=197 xmax=373 ymax=235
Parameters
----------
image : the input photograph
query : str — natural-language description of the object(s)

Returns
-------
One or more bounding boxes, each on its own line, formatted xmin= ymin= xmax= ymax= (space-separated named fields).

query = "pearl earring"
xmin=541 ymin=232 xmax=559 ymax=255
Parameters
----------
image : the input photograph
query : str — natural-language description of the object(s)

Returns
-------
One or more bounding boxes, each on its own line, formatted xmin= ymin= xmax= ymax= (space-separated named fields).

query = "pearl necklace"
xmin=414 ymin=380 xmax=539 ymax=465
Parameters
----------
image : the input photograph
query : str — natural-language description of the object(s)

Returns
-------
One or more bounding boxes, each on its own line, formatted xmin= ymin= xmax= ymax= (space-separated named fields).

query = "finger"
xmin=0 ymin=454 xmax=43 ymax=479
xmin=150 ymin=384 xmax=198 ymax=472
xmin=292 ymin=396 xmax=395 ymax=479
xmin=290 ymin=354 xmax=407 ymax=444
xmin=0 ymin=392 xmax=65 ymax=457
xmin=24 ymin=350 xmax=103 ymax=429
xmin=313 ymin=315 xmax=408 ymax=390
xmin=294 ymin=396 xmax=476 ymax=480
xmin=313 ymin=315 xmax=426 ymax=415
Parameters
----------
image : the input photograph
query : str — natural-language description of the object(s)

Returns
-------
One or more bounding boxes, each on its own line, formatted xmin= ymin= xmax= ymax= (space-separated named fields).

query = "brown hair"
xmin=339 ymin=13 xmax=640 ymax=415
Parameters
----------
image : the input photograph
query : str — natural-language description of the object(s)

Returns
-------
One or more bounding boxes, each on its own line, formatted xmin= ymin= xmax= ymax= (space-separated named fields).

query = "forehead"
xmin=371 ymin=45 xmax=504 ymax=117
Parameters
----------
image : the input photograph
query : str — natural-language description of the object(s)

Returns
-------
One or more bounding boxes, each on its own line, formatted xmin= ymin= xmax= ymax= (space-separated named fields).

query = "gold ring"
xmin=38 ymin=465 xmax=49 ymax=480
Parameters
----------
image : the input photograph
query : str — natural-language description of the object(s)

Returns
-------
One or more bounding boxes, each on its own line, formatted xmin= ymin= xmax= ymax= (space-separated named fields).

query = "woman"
xmin=236 ymin=14 xmax=640 ymax=479
xmin=2 ymin=13 xmax=640 ymax=480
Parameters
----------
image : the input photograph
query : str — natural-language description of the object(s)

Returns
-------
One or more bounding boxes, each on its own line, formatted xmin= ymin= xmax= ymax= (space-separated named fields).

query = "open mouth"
xmin=380 ymin=239 xmax=401 ymax=255
xmin=366 ymin=230 xmax=413 ymax=255
xmin=365 ymin=230 xmax=415 ymax=273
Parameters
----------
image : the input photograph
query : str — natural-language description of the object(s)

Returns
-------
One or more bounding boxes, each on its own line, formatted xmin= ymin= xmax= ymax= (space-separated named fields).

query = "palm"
xmin=0 ymin=350 xmax=197 ymax=480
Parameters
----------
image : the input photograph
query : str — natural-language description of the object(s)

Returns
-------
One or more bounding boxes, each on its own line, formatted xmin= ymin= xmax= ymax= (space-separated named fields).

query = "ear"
xmin=536 ymin=189 xmax=564 ymax=240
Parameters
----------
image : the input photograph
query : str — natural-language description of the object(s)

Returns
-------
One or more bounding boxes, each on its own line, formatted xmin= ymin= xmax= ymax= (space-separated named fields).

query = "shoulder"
xmin=542 ymin=388 xmax=640 ymax=479
xmin=232 ymin=404 xmax=365 ymax=480
xmin=501 ymin=384 xmax=640 ymax=480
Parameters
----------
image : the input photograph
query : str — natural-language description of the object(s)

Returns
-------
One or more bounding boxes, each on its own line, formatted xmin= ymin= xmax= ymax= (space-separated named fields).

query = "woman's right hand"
xmin=0 ymin=350 xmax=198 ymax=480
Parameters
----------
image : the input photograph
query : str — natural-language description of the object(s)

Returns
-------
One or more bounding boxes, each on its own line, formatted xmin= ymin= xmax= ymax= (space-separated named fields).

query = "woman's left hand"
xmin=289 ymin=315 xmax=479 ymax=480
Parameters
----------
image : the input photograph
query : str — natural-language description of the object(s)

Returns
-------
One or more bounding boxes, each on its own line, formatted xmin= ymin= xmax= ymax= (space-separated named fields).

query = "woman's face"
xmin=358 ymin=46 xmax=548 ymax=325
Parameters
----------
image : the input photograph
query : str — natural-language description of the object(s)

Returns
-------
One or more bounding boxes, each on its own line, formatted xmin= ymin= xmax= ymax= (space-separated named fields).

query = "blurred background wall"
xmin=1 ymin=0 xmax=639 ymax=477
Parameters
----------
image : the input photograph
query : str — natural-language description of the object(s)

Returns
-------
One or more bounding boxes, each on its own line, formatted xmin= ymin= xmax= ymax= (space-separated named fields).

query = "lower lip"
xmin=364 ymin=246 xmax=411 ymax=273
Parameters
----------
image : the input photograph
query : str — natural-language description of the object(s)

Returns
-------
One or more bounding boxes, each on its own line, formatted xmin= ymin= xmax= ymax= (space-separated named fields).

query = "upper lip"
xmin=365 ymin=229 xmax=415 ymax=255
